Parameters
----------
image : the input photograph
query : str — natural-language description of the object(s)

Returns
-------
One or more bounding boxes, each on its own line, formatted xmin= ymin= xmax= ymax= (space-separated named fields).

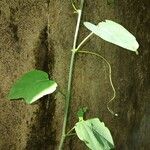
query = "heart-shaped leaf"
xmin=75 ymin=118 xmax=114 ymax=150
xmin=8 ymin=70 xmax=57 ymax=104
xmin=84 ymin=20 xmax=139 ymax=53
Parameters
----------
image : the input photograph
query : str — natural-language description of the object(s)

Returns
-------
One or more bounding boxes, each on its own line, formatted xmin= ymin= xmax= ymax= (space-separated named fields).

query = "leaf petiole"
xmin=76 ymin=32 xmax=93 ymax=50
xmin=66 ymin=126 xmax=75 ymax=136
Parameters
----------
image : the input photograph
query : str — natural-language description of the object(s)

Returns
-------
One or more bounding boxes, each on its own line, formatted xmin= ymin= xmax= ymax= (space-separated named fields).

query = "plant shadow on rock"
xmin=26 ymin=26 xmax=56 ymax=150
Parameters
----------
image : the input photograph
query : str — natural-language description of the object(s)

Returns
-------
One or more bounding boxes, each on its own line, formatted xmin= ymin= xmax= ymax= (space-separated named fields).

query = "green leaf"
xmin=8 ymin=70 xmax=57 ymax=104
xmin=75 ymin=118 xmax=114 ymax=150
xmin=77 ymin=107 xmax=88 ymax=121
xmin=84 ymin=20 xmax=139 ymax=54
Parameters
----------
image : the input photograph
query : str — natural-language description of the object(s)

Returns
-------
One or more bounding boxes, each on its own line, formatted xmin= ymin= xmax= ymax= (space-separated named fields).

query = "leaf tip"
xmin=114 ymin=113 xmax=118 ymax=117
xmin=135 ymin=50 xmax=139 ymax=55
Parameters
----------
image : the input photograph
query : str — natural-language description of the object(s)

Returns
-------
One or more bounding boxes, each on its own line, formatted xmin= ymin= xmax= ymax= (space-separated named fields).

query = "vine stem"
xmin=76 ymin=32 xmax=93 ymax=50
xmin=58 ymin=1 xmax=84 ymax=150
xmin=78 ymin=50 xmax=118 ymax=116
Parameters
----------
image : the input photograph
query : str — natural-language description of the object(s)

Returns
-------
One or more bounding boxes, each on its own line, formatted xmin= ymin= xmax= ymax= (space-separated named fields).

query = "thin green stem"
xmin=73 ymin=11 xmax=82 ymax=49
xmin=76 ymin=32 xmax=93 ymax=50
xmin=58 ymin=90 xmax=66 ymax=99
xmin=58 ymin=52 xmax=75 ymax=150
xmin=58 ymin=1 xmax=84 ymax=149
xmin=71 ymin=0 xmax=78 ymax=12
xmin=78 ymin=50 xmax=118 ymax=116
xmin=66 ymin=126 xmax=75 ymax=136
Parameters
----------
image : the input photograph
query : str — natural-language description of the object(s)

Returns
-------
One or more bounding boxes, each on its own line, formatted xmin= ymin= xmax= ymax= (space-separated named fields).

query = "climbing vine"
xmin=8 ymin=0 xmax=139 ymax=149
